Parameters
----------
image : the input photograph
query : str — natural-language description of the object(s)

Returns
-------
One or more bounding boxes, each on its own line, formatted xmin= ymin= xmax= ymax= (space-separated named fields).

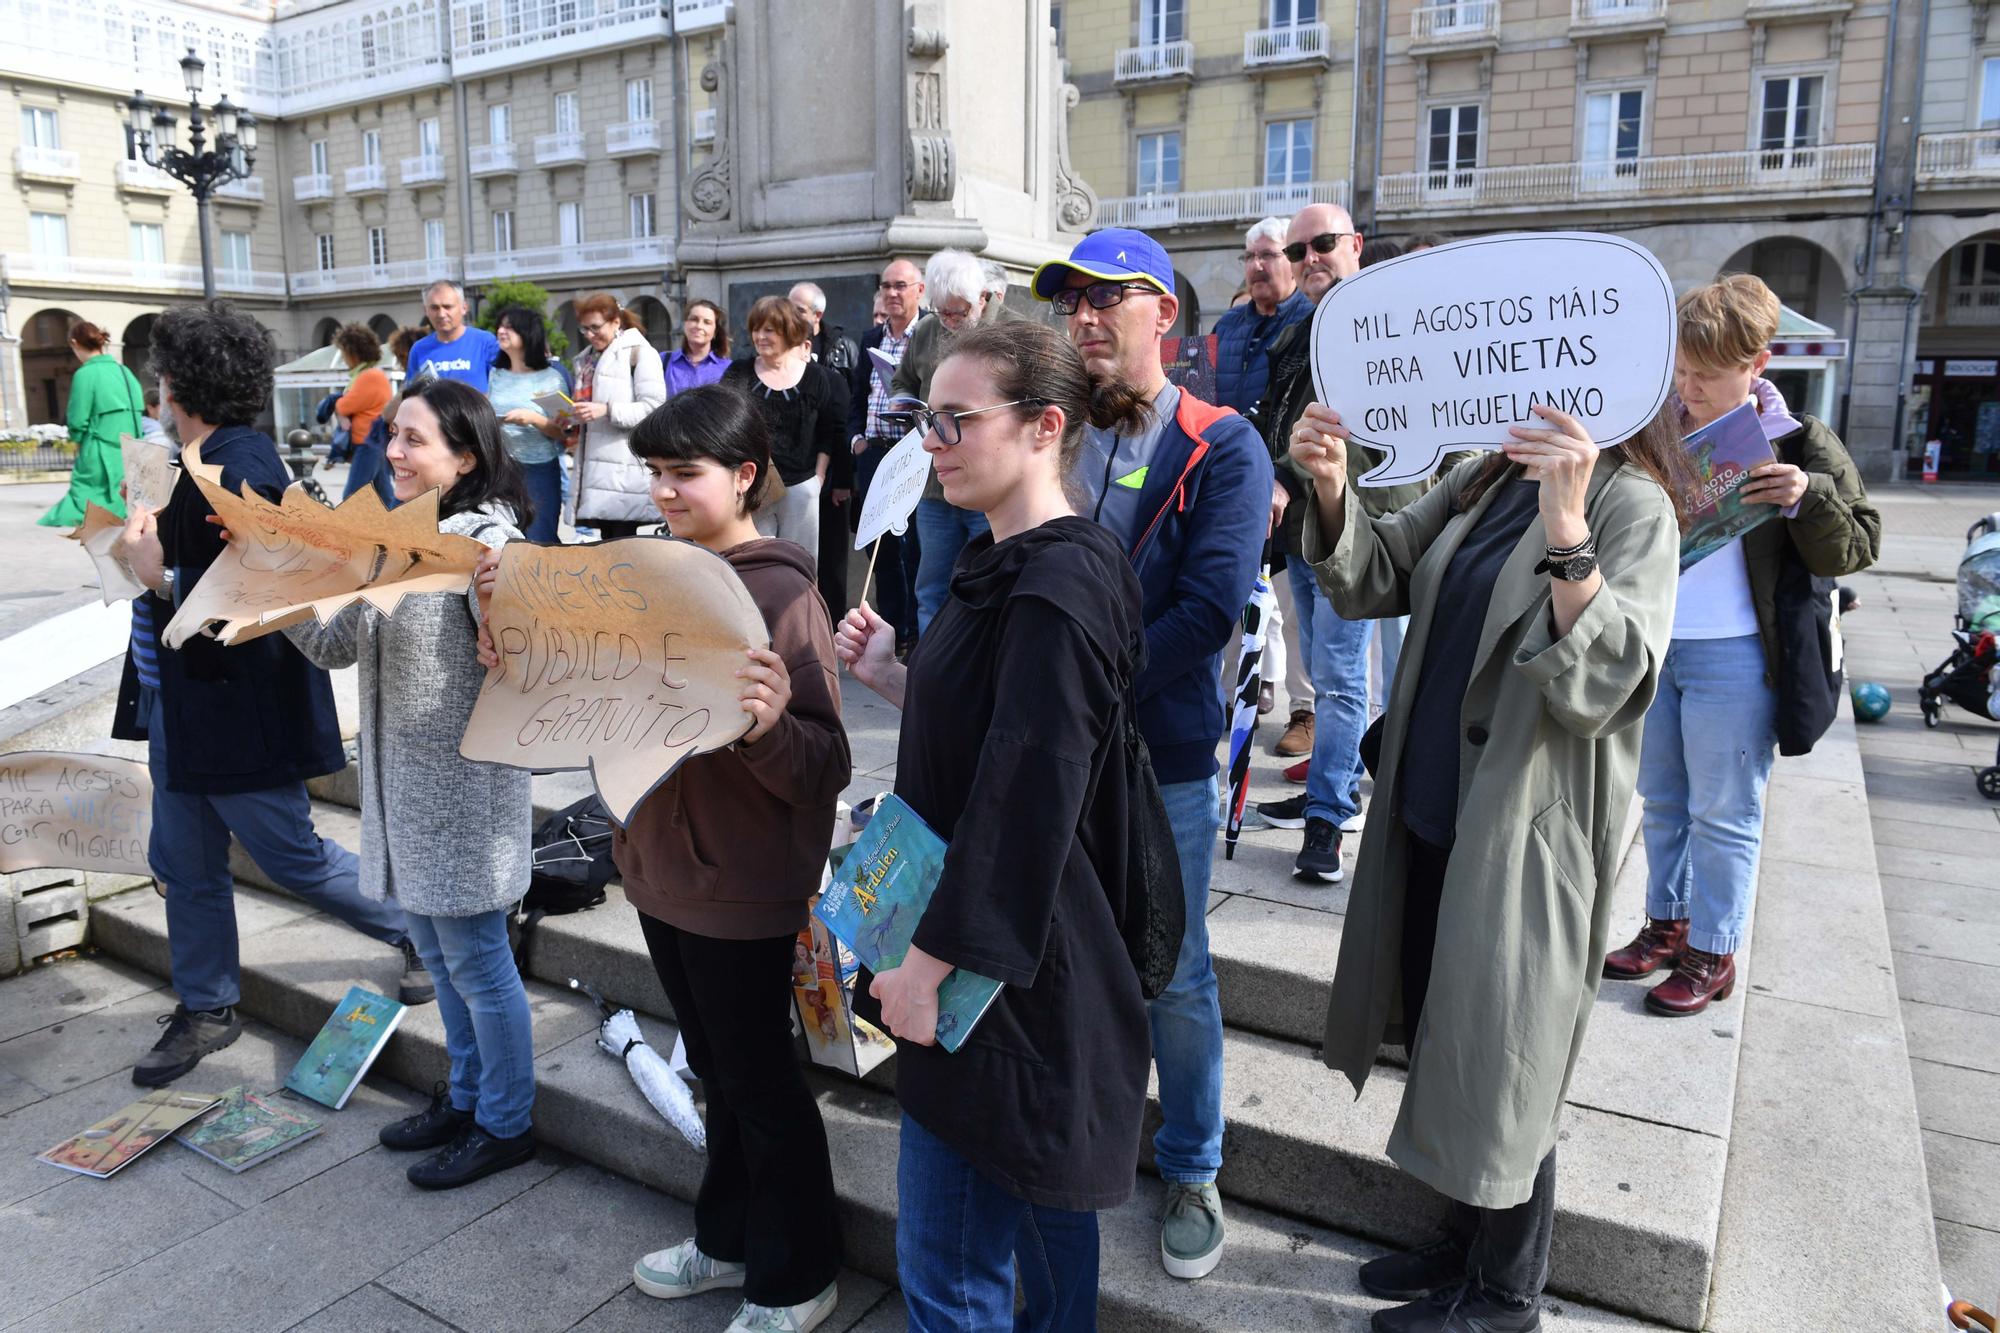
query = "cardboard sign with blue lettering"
xmin=1309 ymin=232 xmax=1677 ymax=486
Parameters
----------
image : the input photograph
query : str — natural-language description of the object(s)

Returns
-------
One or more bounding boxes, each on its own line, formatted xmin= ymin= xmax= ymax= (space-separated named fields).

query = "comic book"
xmin=813 ymin=794 xmax=1001 ymax=1055
xmin=1678 ymin=401 xmax=1779 ymax=571
xmin=283 ymin=986 xmax=406 ymax=1110
xmin=38 ymin=1089 xmax=221 ymax=1178
xmin=1161 ymin=334 xmax=1220 ymax=403
xmin=175 ymin=1086 xmax=324 ymax=1173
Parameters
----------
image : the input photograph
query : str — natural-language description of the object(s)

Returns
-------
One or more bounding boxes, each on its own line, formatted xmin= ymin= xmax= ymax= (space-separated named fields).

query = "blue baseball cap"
xmin=1031 ymin=228 xmax=1175 ymax=302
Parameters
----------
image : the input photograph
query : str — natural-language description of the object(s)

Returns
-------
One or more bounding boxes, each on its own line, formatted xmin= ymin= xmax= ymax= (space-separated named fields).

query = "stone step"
xmin=82 ymin=879 xmax=1667 ymax=1333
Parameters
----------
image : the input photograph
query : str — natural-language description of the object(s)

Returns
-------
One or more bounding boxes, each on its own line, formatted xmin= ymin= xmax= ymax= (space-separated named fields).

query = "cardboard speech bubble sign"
xmin=1310 ymin=232 xmax=1677 ymax=487
xmin=0 ymin=751 xmax=153 ymax=877
xmin=161 ymin=442 xmax=489 ymax=649
xmin=853 ymin=428 xmax=929 ymax=549
xmin=458 ymin=539 xmax=772 ymax=824
xmin=71 ymin=502 xmax=149 ymax=604
xmin=120 ymin=433 xmax=175 ymax=512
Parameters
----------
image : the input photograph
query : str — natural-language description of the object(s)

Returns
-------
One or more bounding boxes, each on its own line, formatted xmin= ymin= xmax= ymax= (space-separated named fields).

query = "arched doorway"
xmin=122 ymin=314 xmax=157 ymax=391
xmin=1719 ymin=238 xmax=1845 ymax=328
xmin=310 ymin=317 xmax=341 ymax=348
xmin=553 ymin=301 xmax=580 ymax=360
xmin=628 ymin=295 xmax=672 ymax=352
xmin=22 ymin=308 xmax=82 ymax=424
xmin=1911 ymin=227 xmax=2000 ymax=480
xmin=1168 ymin=270 xmax=1200 ymax=338
xmin=368 ymin=313 xmax=399 ymax=343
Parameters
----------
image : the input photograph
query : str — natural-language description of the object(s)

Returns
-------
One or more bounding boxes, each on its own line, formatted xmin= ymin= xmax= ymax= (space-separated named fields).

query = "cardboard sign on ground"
xmin=458 ymin=538 xmax=771 ymax=824
xmin=161 ymin=442 xmax=488 ymax=649
xmin=1310 ymin=231 xmax=1677 ymax=486
xmin=0 ymin=750 xmax=153 ymax=877
xmin=72 ymin=503 xmax=149 ymax=604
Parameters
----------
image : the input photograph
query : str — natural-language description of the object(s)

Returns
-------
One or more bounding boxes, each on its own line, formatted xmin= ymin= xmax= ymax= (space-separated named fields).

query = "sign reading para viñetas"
xmin=1310 ymin=232 xmax=1677 ymax=486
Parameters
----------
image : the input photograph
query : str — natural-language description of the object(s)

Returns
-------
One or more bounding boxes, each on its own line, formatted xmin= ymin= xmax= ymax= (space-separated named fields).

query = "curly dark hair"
xmin=334 ymin=322 xmax=382 ymax=366
xmin=149 ymin=300 xmax=275 ymax=428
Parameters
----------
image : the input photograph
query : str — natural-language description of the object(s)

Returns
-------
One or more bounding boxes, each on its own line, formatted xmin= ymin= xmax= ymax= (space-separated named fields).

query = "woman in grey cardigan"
xmin=283 ymin=379 xmax=539 ymax=1191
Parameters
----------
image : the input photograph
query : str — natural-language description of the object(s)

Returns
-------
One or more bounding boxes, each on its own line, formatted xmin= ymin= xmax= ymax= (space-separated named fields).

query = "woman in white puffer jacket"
xmin=570 ymin=292 xmax=667 ymax=538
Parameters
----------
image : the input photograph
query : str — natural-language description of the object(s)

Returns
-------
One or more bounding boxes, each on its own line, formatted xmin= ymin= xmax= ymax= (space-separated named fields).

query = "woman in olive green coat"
xmin=1293 ymin=400 xmax=1688 ymax=1333
xmin=39 ymin=320 xmax=145 ymax=528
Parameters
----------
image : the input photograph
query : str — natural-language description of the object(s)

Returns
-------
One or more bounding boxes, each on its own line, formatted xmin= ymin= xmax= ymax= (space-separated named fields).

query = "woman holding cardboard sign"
xmin=1291 ymin=398 xmax=1688 ymax=1333
xmin=273 ymin=377 xmax=541 ymax=1193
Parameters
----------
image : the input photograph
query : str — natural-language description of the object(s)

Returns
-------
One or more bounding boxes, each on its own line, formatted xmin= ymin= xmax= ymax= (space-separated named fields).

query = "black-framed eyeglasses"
xmin=878 ymin=279 xmax=915 ymax=292
xmin=1050 ymin=281 xmax=1160 ymax=316
xmin=578 ymin=320 xmax=611 ymax=336
xmin=1282 ymin=232 xmax=1355 ymax=264
xmin=914 ymin=399 xmax=1040 ymax=446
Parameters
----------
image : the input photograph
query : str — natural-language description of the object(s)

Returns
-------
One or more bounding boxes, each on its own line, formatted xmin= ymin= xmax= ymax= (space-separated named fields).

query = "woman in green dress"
xmin=39 ymin=320 xmax=146 ymax=527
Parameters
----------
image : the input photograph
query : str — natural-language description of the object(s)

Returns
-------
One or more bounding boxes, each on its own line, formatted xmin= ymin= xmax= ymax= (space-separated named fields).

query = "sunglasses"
xmin=1282 ymin=232 xmax=1356 ymax=264
xmin=913 ymin=399 xmax=1041 ymax=446
xmin=1050 ymin=280 xmax=1160 ymax=316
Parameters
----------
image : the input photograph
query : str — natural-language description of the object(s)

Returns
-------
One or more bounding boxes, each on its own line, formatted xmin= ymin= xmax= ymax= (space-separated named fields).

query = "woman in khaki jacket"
xmin=1291 ymin=400 xmax=1689 ymax=1333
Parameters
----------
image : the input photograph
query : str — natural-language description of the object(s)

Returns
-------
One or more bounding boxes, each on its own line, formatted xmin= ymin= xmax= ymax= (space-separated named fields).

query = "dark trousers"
xmin=853 ymin=441 xmax=918 ymax=642
xmin=1402 ymin=830 xmax=1557 ymax=1306
xmin=636 ymin=913 xmax=841 ymax=1306
xmin=816 ymin=485 xmax=850 ymax=619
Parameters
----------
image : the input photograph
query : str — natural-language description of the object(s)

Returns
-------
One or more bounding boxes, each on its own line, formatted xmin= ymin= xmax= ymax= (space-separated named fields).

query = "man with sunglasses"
xmin=850 ymin=258 xmax=926 ymax=647
xmin=1032 ymin=227 xmax=1273 ymax=1286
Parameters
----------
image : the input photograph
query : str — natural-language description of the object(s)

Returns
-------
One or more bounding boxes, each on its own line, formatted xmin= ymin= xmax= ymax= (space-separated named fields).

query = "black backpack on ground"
xmin=512 ymin=794 xmax=616 ymax=969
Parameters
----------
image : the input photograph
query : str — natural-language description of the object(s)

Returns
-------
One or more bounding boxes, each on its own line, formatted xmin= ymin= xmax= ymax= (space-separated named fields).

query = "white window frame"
xmin=1581 ymin=85 xmax=1647 ymax=189
xmin=489 ymin=103 xmax=512 ymax=145
xmin=1271 ymin=0 xmax=1320 ymax=25
xmin=20 ymin=105 xmax=60 ymax=149
xmin=367 ymin=225 xmax=388 ymax=267
xmin=1139 ymin=0 xmax=1185 ymax=45
xmin=493 ymin=209 xmax=515 ymax=252
xmin=361 ymin=128 xmax=382 ymax=167
xmin=558 ymin=200 xmax=584 ymax=247
xmin=554 ymin=91 xmax=580 ymax=136
xmin=418 ymin=116 xmax=441 ymax=157
xmin=1980 ymin=55 xmax=2000 ymax=129
xmin=221 ymin=229 xmax=252 ymax=275
xmin=1422 ymin=100 xmax=1482 ymax=193
xmin=315 ymin=232 xmax=335 ymax=272
xmin=129 ymin=221 xmax=166 ymax=265
xmin=626 ymin=77 xmax=653 ymax=122
xmin=424 ymin=218 xmax=447 ymax=262
xmin=1135 ymin=129 xmax=1182 ymax=195
xmin=30 ymin=212 xmax=69 ymax=257
xmin=629 ymin=192 xmax=656 ymax=239
xmin=1263 ymin=117 xmax=1314 ymax=187
xmin=1754 ymin=69 xmax=1830 ymax=167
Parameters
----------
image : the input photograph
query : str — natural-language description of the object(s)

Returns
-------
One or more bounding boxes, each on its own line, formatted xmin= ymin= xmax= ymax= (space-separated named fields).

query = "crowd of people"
xmin=91 ymin=201 xmax=1880 ymax=1333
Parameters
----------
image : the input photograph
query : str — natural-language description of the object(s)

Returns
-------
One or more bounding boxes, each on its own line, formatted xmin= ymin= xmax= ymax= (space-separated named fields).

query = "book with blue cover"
xmin=813 ymin=793 xmax=1002 ymax=1054
xmin=1678 ymin=400 xmax=1780 ymax=571
xmin=283 ymin=986 xmax=406 ymax=1110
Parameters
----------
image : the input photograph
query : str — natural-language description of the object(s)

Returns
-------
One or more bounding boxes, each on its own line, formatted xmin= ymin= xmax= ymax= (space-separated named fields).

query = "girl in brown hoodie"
xmin=614 ymin=383 xmax=851 ymax=1333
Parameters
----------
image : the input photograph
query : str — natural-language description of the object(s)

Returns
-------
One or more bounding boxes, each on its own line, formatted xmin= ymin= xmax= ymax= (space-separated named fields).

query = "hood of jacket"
xmin=949 ymin=515 xmax=1143 ymax=678
xmin=720 ymin=534 xmax=818 ymax=590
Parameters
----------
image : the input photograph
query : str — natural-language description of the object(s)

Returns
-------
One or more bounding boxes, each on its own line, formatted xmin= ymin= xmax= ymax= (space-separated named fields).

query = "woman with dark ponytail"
xmin=40 ymin=320 xmax=147 ymax=527
xmin=835 ymin=321 xmax=1149 ymax=1329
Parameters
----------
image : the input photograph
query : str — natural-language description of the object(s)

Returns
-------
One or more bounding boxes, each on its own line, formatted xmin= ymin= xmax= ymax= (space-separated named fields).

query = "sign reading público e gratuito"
xmin=1310 ymin=232 xmax=1677 ymax=487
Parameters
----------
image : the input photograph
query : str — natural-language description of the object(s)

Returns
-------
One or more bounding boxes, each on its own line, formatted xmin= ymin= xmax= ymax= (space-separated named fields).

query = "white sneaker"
xmin=1338 ymin=810 xmax=1364 ymax=834
xmin=726 ymin=1282 xmax=838 ymax=1332
xmin=633 ymin=1238 xmax=746 ymax=1300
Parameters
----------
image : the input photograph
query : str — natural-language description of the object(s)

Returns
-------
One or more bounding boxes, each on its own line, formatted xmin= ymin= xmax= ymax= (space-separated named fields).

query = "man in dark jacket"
xmin=848 ymin=259 xmax=925 ymax=646
xmin=1034 ymin=227 xmax=1273 ymax=1285
xmin=115 ymin=301 xmax=426 ymax=1089
xmin=792 ymin=281 xmax=861 ymax=618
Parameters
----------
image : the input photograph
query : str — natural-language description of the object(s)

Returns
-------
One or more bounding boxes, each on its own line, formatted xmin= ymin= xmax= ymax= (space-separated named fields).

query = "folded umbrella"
xmin=1225 ymin=565 xmax=1276 ymax=860
xmin=570 ymin=979 xmax=706 ymax=1152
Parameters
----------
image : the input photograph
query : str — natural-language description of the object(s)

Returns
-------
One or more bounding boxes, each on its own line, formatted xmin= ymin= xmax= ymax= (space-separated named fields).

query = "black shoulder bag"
xmin=1117 ymin=659 xmax=1186 ymax=1001
xmin=1770 ymin=433 xmax=1844 ymax=756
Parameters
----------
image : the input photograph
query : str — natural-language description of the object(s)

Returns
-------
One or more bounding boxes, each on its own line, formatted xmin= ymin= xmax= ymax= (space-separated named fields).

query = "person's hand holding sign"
xmin=834 ymin=602 xmax=906 ymax=708
xmin=1290 ymin=402 xmax=1353 ymax=553
xmin=1504 ymin=403 xmax=1605 ymax=636
xmin=473 ymin=546 xmax=503 ymax=668
xmin=1738 ymin=460 xmax=1809 ymax=510
xmin=119 ymin=504 xmax=168 ymax=593
xmin=736 ymin=647 xmax=792 ymax=745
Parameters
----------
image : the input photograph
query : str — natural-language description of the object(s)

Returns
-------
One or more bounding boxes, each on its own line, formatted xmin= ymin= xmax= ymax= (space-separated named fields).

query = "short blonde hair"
xmin=1677 ymin=274 xmax=1781 ymax=372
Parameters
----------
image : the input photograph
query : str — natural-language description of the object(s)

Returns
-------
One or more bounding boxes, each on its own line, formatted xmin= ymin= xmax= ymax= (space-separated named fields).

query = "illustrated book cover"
xmin=283 ymin=986 xmax=406 ymax=1110
xmin=38 ymin=1089 xmax=221 ymax=1178
xmin=176 ymin=1085 xmax=325 ymax=1173
xmin=1679 ymin=401 xmax=1779 ymax=571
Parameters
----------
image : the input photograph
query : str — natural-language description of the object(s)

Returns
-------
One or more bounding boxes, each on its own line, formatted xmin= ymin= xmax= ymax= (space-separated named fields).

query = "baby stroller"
xmin=1918 ymin=511 xmax=2000 ymax=799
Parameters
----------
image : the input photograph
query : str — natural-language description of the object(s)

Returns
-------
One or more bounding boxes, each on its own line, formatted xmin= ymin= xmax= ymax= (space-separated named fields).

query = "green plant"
xmin=476 ymin=279 xmax=570 ymax=360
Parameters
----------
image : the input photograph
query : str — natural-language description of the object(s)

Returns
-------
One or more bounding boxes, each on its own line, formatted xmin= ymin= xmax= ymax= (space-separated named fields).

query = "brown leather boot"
xmin=1275 ymin=709 xmax=1315 ymax=757
xmin=1602 ymin=917 xmax=1688 ymax=979
xmin=1645 ymin=946 xmax=1737 ymax=1016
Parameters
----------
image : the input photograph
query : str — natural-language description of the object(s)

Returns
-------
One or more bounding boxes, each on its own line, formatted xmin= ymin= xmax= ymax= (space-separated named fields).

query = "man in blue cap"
xmin=1032 ymin=227 xmax=1273 ymax=1283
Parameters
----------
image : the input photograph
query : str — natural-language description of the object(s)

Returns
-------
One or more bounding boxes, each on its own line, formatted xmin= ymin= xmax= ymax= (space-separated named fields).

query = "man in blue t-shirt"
xmin=404 ymin=279 xmax=498 ymax=391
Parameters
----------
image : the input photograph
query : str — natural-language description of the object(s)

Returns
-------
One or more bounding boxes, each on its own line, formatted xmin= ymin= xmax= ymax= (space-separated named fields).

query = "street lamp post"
xmin=126 ymin=49 xmax=258 ymax=301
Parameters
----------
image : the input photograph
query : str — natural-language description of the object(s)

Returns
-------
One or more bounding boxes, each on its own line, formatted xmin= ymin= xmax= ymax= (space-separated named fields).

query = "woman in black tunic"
xmin=835 ymin=322 xmax=1148 ymax=1333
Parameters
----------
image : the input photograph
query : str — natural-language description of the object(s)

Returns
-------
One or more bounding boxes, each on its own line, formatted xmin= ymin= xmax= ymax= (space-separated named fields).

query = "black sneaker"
xmin=1255 ymin=793 xmax=1309 ymax=830
xmin=131 ymin=1005 xmax=242 ymax=1087
xmin=1370 ymin=1282 xmax=1540 ymax=1333
xmin=380 ymin=1081 xmax=474 ymax=1151
xmin=1295 ymin=818 xmax=1344 ymax=883
xmin=407 ymin=1123 xmax=537 ymax=1191
xmin=398 ymin=937 xmax=436 ymax=1006
xmin=1359 ymin=1233 xmax=1467 ymax=1301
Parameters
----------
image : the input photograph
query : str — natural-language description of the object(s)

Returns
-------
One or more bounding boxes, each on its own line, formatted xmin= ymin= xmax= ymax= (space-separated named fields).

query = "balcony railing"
xmin=672 ymin=0 xmax=728 ymax=32
xmin=1378 ymin=143 xmax=1876 ymax=212
xmin=287 ymin=256 xmax=463 ymax=296
xmin=14 ymin=145 xmax=81 ymax=182
xmin=470 ymin=142 xmax=519 ymax=175
xmin=1945 ymin=288 xmax=2000 ymax=325
xmin=0 ymin=252 xmax=287 ymax=296
xmin=401 ymin=153 xmax=447 ymax=184
xmin=273 ymin=1 xmax=449 ymax=115
xmin=1244 ymin=22 xmax=1331 ymax=67
xmin=114 ymin=159 xmax=177 ymax=193
xmin=1916 ymin=130 xmax=2000 ymax=183
xmin=1411 ymin=0 xmax=1500 ymax=45
xmin=606 ymin=119 xmax=661 ymax=155
xmin=450 ymin=0 xmax=672 ymax=77
xmin=345 ymin=162 xmax=388 ymax=194
xmin=465 ymin=236 xmax=672 ymax=281
xmin=1097 ymin=180 xmax=1353 ymax=230
xmin=535 ymin=130 xmax=587 ymax=165
xmin=1113 ymin=40 xmax=1194 ymax=84
xmin=293 ymin=171 xmax=334 ymax=201
xmin=215 ymin=175 xmax=265 ymax=202
xmin=1570 ymin=0 xmax=1668 ymax=26
xmin=693 ymin=108 xmax=717 ymax=143
xmin=0 ymin=0 xmax=281 ymax=116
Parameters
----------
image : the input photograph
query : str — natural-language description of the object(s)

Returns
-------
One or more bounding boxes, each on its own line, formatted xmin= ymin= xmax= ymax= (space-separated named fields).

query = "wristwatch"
xmin=153 ymin=568 xmax=176 ymax=597
xmin=1536 ymin=535 xmax=1598 ymax=582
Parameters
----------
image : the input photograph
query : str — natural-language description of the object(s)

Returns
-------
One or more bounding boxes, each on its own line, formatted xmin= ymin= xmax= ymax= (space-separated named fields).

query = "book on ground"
xmin=813 ymin=793 xmax=1001 ymax=1054
xmin=175 ymin=1085 xmax=324 ymax=1173
xmin=1678 ymin=400 xmax=1779 ymax=571
xmin=38 ymin=1089 xmax=222 ymax=1178
xmin=283 ymin=986 xmax=406 ymax=1110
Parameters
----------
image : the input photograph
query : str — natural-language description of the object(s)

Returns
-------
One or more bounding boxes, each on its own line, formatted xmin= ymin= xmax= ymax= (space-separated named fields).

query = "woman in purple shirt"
xmin=665 ymin=299 xmax=731 ymax=397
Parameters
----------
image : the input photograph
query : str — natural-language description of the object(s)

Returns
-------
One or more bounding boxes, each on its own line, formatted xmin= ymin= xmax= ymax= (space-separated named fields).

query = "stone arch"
xmin=121 ymin=314 xmax=158 ymax=391
xmin=627 ymin=294 xmax=672 ymax=351
xmin=368 ymin=313 xmax=400 ymax=342
xmin=1644 ymin=219 xmax=1865 ymax=301
xmin=1719 ymin=237 xmax=1846 ymax=328
xmin=553 ymin=300 xmax=580 ymax=357
xmin=1167 ymin=269 xmax=1200 ymax=338
xmin=1911 ymin=224 xmax=2000 ymax=479
xmin=310 ymin=317 xmax=342 ymax=348
xmin=22 ymin=307 xmax=84 ymax=424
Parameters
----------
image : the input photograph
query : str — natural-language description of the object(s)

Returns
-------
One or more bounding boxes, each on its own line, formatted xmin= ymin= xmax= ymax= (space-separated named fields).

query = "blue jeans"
xmin=1287 ymin=562 xmax=1373 ymax=824
xmin=341 ymin=440 xmax=397 ymax=507
xmin=517 ymin=457 xmax=563 ymax=544
xmin=897 ymin=1112 xmax=1099 ymax=1333
xmin=405 ymin=909 xmax=536 ymax=1138
xmin=145 ymin=701 xmax=407 ymax=1013
xmin=913 ymin=498 xmax=989 ymax=634
xmin=1637 ymin=634 xmax=1778 ymax=954
xmin=1149 ymin=775 xmax=1223 ymax=1184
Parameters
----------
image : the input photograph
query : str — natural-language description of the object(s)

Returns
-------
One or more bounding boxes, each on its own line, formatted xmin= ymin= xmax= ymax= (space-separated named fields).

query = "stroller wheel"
xmin=1979 ymin=767 xmax=2000 ymax=801
xmin=1923 ymin=705 xmax=1941 ymax=729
